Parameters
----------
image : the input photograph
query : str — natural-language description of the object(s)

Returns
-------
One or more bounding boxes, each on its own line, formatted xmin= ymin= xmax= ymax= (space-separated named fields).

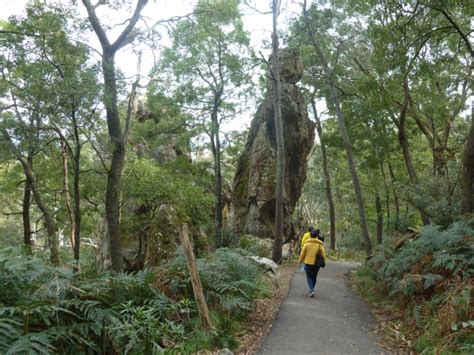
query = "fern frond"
xmin=5 ymin=333 xmax=54 ymax=355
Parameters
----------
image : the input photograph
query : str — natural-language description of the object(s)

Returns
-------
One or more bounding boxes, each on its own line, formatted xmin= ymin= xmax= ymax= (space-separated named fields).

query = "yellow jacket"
xmin=298 ymin=238 xmax=327 ymax=265
xmin=300 ymin=232 xmax=311 ymax=249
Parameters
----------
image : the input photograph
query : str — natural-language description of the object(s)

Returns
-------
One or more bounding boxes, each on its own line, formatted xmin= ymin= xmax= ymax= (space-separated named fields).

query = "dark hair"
xmin=310 ymin=228 xmax=320 ymax=238
xmin=308 ymin=226 xmax=314 ymax=233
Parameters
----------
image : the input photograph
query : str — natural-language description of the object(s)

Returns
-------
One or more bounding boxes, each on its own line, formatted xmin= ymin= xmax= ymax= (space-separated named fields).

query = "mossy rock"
xmin=239 ymin=234 xmax=272 ymax=258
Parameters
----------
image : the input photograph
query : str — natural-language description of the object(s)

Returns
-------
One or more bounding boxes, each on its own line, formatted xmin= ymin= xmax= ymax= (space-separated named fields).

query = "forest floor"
xmin=253 ymin=261 xmax=386 ymax=355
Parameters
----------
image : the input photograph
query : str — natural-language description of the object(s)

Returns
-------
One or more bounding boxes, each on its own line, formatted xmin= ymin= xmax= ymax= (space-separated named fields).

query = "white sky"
xmin=1 ymin=0 xmax=314 ymax=131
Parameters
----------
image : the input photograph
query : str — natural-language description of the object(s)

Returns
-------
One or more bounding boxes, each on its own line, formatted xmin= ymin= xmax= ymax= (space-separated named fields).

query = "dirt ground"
xmin=234 ymin=263 xmax=296 ymax=355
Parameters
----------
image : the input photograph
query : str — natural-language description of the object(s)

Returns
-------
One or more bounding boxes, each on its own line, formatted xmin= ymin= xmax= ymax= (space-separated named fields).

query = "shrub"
xmin=0 ymin=247 xmax=193 ymax=353
xmin=373 ymin=220 xmax=473 ymax=297
xmin=0 ymin=245 xmax=273 ymax=353
xmin=164 ymin=247 xmax=271 ymax=314
xmin=352 ymin=219 xmax=474 ymax=353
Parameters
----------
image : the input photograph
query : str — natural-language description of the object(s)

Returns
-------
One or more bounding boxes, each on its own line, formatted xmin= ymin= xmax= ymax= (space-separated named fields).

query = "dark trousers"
xmin=304 ymin=264 xmax=320 ymax=292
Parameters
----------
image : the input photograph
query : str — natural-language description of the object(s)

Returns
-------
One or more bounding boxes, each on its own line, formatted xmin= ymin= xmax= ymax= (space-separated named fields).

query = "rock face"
xmin=231 ymin=48 xmax=315 ymax=241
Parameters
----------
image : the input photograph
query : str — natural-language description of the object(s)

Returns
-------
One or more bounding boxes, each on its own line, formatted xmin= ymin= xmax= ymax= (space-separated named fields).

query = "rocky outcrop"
xmin=231 ymin=48 xmax=315 ymax=242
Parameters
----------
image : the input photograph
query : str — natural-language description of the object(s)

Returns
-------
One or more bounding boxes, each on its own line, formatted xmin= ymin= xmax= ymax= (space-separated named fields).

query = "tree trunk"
xmin=82 ymin=0 xmax=148 ymax=272
xmin=461 ymin=102 xmax=474 ymax=214
xmin=271 ymin=0 xmax=285 ymax=264
xmin=102 ymin=53 xmax=125 ymax=273
xmin=387 ymin=162 xmax=400 ymax=231
xmin=380 ymin=161 xmax=391 ymax=231
xmin=72 ymin=120 xmax=82 ymax=272
xmin=311 ymin=97 xmax=336 ymax=249
xmin=330 ymin=84 xmax=372 ymax=255
xmin=61 ymin=140 xmax=75 ymax=249
xmin=302 ymin=1 xmax=372 ymax=256
xmin=19 ymin=157 xmax=59 ymax=265
xmin=22 ymin=156 xmax=33 ymax=253
xmin=179 ymin=224 xmax=214 ymax=329
xmin=397 ymin=79 xmax=431 ymax=225
xmin=375 ymin=191 xmax=383 ymax=244
xmin=210 ymin=107 xmax=223 ymax=248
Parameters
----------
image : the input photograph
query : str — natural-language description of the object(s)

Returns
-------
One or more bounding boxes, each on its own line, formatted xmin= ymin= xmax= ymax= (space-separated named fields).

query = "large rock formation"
xmin=231 ymin=48 xmax=315 ymax=241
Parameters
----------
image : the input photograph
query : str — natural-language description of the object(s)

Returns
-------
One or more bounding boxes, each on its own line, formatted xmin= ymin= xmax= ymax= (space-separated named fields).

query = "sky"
xmin=1 ymin=0 xmax=310 ymax=130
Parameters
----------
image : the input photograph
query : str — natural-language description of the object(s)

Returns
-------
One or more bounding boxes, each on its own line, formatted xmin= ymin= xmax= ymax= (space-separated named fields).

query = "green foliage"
xmin=0 ymin=247 xmax=193 ymax=353
xmin=123 ymin=158 xmax=213 ymax=224
xmin=374 ymin=220 xmax=474 ymax=297
xmin=165 ymin=247 xmax=271 ymax=314
xmin=238 ymin=235 xmax=271 ymax=258
xmin=0 ymin=245 xmax=273 ymax=353
xmin=352 ymin=219 xmax=474 ymax=353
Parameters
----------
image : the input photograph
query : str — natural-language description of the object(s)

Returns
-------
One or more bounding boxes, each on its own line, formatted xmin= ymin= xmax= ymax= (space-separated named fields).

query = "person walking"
xmin=298 ymin=228 xmax=327 ymax=297
xmin=300 ymin=226 xmax=314 ymax=251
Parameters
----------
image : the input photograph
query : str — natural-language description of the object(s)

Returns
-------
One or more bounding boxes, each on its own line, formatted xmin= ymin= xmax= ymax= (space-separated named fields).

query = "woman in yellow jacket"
xmin=298 ymin=229 xmax=327 ymax=297
xmin=299 ymin=226 xmax=314 ymax=251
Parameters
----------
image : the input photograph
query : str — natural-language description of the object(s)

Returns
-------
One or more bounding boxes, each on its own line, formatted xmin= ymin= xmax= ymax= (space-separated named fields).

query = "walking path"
xmin=258 ymin=262 xmax=383 ymax=355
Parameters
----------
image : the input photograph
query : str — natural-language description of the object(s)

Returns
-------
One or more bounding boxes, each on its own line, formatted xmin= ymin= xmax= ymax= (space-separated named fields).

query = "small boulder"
xmin=250 ymin=255 xmax=278 ymax=275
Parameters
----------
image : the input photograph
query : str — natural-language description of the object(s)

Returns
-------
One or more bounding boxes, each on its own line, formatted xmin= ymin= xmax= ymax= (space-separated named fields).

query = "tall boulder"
xmin=231 ymin=48 xmax=315 ymax=241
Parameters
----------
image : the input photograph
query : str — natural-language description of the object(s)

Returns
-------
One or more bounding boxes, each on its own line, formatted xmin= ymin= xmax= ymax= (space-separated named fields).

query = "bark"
xmin=397 ymin=79 xmax=431 ymax=225
xmin=72 ymin=113 xmax=82 ymax=271
xmin=179 ymin=224 xmax=214 ymax=329
xmin=103 ymin=53 xmax=126 ymax=273
xmin=302 ymin=1 xmax=372 ymax=256
xmin=442 ymin=11 xmax=474 ymax=212
xmin=380 ymin=161 xmax=391 ymax=231
xmin=387 ymin=162 xmax=401 ymax=231
xmin=82 ymin=0 xmax=148 ymax=272
xmin=61 ymin=140 xmax=75 ymax=249
xmin=19 ymin=157 xmax=59 ymax=265
xmin=210 ymin=104 xmax=223 ymax=248
xmin=311 ymin=97 xmax=336 ymax=249
xmin=271 ymin=0 xmax=285 ymax=264
xmin=22 ymin=156 xmax=33 ymax=252
xmin=375 ymin=191 xmax=383 ymax=244
xmin=461 ymin=102 xmax=474 ymax=214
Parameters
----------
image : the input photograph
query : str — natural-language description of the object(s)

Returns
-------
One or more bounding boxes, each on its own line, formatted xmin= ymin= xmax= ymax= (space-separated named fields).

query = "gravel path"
xmin=258 ymin=261 xmax=384 ymax=355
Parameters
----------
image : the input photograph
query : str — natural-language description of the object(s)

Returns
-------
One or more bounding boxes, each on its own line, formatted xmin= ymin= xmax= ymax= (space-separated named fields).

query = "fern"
xmin=0 ymin=317 xmax=22 ymax=352
xmin=422 ymin=273 xmax=444 ymax=289
xmin=5 ymin=333 xmax=54 ymax=355
xmin=375 ymin=219 xmax=474 ymax=297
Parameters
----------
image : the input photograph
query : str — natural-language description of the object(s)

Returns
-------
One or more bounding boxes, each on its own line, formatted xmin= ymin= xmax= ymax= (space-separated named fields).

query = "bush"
xmin=351 ymin=219 xmax=474 ymax=353
xmin=373 ymin=220 xmax=473 ymax=297
xmin=0 ymin=245 xmax=273 ymax=353
xmin=164 ymin=247 xmax=271 ymax=313
xmin=0 ymin=247 xmax=194 ymax=353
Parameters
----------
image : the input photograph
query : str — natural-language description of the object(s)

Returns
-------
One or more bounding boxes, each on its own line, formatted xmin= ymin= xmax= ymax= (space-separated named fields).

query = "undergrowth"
xmin=0 ymin=246 xmax=273 ymax=354
xmin=351 ymin=219 xmax=474 ymax=354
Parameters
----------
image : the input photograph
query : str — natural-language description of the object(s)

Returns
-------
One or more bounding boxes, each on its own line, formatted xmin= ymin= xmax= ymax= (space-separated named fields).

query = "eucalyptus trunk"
xmin=375 ymin=191 xmax=383 ymax=244
xmin=210 ymin=106 xmax=223 ymax=248
xmin=271 ymin=0 xmax=285 ymax=264
xmin=311 ymin=97 xmax=336 ymax=249
xmin=329 ymin=83 xmax=372 ymax=255
xmin=380 ymin=161 xmax=391 ymax=231
xmin=82 ymin=0 xmax=148 ymax=272
xmin=387 ymin=162 xmax=401 ymax=231
xmin=20 ymin=157 xmax=59 ymax=265
xmin=461 ymin=102 xmax=474 ymax=214
xmin=102 ymin=53 xmax=126 ymax=273
xmin=302 ymin=2 xmax=372 ymax=256
xmin=61 ymin=140 xmax=75 ymax=249
xmin=22 ymin=156 xmax=33 ymax=252
xmin=398 ymin=79 xmax=430 ymax=225
xmin=72 ymin=114 xmax=82 ymax=271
